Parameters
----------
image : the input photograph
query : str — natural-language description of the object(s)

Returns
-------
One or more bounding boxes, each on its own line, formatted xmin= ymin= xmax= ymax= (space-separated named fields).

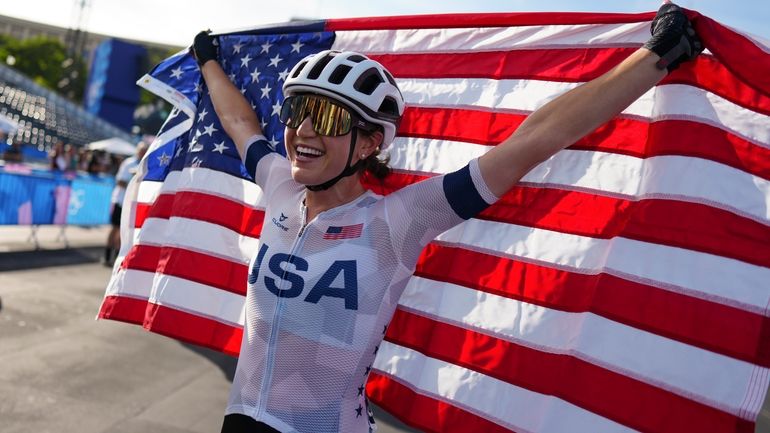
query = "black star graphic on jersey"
xmin=357 ymin=385 xmax=365 ymax=396
xmin=355 ymin=404 xmax=363 ymax=417
xmin=364 ymin=365 xmax=371 ymax=376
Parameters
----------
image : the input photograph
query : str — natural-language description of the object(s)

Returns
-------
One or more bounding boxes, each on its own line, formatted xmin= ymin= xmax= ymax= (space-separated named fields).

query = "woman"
xmin=193 ymin=4 xmax=701 ymax=432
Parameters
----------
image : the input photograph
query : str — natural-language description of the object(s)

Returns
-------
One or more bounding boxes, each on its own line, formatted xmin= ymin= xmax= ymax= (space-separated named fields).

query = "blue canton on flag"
xmin=142 ymin=30 xmax=335 ymax=184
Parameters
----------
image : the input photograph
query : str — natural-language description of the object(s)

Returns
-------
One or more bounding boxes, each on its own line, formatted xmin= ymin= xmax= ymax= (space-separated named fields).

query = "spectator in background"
xmin=49 ymin=140 xmax=67 ymax=171
xmin=77 ymin=147 xmax=89 ymax=171
xmin=104 ymin=142 xmax=148 ymax=266
xmin=3 ymin=140 xmax=23 ymax=163
xmin=65 ymin=144 xmax=78 ymax=172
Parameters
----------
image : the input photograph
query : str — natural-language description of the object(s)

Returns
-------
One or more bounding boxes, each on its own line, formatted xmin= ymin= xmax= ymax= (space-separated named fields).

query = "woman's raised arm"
xmin=478 ymin=3 xmax=702 ymax=197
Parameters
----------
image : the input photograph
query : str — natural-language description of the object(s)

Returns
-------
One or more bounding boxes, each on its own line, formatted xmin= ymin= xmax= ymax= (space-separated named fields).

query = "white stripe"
xmin=103 ymin=268 xmax=154 ymax=300
xmin=333 ymin=22 xmax=651 ymax=54
xmin=104 ymin=270 xmax=246 ymax=328
xmin=397 ymin=79 xmax=770 ymax=146
xmin=138 ymin=217 xmax=259 ymax=264
xmin=137 ymin=167 xmax=266 ymax=207
xmin=399 ymin=276 xmax=762 ymax=418
xmin=373 ymin=342 xmax=636 ymax=433
xmin=390 ymin=139 xmax=770 ymax=225
xmin=147 ymin=274 xmax=246 ymax=326
xmin=435 ymin=220 xmax=770 ymax=313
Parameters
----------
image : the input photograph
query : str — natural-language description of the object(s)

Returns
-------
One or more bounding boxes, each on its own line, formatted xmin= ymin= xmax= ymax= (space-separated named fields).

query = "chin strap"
xmin=306 ymin=129 xmax=364 ymax=191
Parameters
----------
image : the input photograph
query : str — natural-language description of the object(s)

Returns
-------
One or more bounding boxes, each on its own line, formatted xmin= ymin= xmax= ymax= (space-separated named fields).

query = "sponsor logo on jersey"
xmin=272 ymin=212 xmax=290 ymax=231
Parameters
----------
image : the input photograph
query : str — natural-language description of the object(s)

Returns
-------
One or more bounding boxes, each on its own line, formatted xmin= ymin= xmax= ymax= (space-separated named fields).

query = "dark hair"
xmin=357 ymin=126 xmax=390 ymax=181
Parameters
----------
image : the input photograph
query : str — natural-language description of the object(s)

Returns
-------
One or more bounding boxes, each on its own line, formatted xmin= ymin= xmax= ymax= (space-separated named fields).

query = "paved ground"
xmin=0 ymin=226 xmax=417 ymax=433
xmin=0 ymin=225 xmax=768 ymax=432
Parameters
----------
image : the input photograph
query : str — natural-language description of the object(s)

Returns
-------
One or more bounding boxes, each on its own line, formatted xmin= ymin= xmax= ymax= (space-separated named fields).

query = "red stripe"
xmin=121 ymin=245 xmax=249 ymax=296
xmin=142 ymin=302 xmax=243 ymax=357
xmin=386 ymin=309 xmax=755 ymax=433
xmin=370 ymin=171 xmax=770 ymax=270
xmin=326 ymin=11 xmax=656 ymax=30
xmin=366 ymin=372 xmax=512 ymax=433
xmin=415 ymin=243 xmax=770 ymax=369
xmin=691 ymin=13 xmax=770 ymax=102
xmin=374 ymin=49 xmax=769 ymax=116
xmin=398 ymin=107 xmax=770 ymax=181
xmin=329 ymin=11 xmax=770 ymax=108
xmin=98 ymin=295 xmax=146 ymax=325
xmin=134 ymin=191 xmax=265 ymax=235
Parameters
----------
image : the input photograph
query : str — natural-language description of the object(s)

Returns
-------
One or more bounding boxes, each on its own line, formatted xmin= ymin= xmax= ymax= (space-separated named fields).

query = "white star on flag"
xmin=240 ymin=54 xmax=252 ymax=67
xmin=291 ymin=40 xmax=304 ymax=53
xmin=250 ymin=68 xmax=261 ymax=83
xmin=203 ymin=123 xmax=218 ymax=136
xmin=278 ymin=68 xmax=290 ymax=81
xmin=232 ymin=43 xmax=243 ymax=54
xmin=268 ymin=135 xmax=280 ymax=149
xmin=212 ymin=141 xmax=229 ymax=154
xmin=268 ymin=54 xmax=283 ymax=67
xmin=260 ymin=83 xmax=272 ymax=99
xmin=260 ymin=41 xmax=273 ymax=54
xmin=170 ymin=67 xmax=183 ymax=79
xmin=271 ymin=101 xmax=282 ymax=117
xmin=198 ymin=107 xmax=208 ymax=121
xmin=156 ymin=152 xmax=170 ymax=166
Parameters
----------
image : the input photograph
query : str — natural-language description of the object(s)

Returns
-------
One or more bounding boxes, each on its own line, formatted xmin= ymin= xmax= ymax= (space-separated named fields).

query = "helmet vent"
xmin=328 ymin=64 xmax=352 ymax=85
xmin=354 ymin=68 xmax=384 ymax=96
xmin=383 ymin=70 xmax=398 ymax=87
xmin=308 ymin=54 xmax=335 ymax=80
xmin=291 ymin=60 xmax=308 ymax=79
xmin=378 ymin=97 xmax=400 ymax=117
xmin=347 ymin=54 xmax=367 ymax=63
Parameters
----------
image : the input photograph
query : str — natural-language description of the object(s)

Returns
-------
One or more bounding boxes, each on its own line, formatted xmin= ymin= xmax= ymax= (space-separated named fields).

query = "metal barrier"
xmin=0 ymin=163 xmax=115 ymax=247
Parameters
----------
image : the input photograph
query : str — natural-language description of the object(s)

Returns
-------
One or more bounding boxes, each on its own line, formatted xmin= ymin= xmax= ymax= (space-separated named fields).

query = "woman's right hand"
xmin=191 ymin=30 xmax=219 ymax=67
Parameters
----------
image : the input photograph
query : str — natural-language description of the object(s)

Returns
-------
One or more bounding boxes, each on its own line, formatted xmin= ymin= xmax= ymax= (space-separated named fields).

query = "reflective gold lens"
xmin=280 ymin=95 xmax=354 ymax=136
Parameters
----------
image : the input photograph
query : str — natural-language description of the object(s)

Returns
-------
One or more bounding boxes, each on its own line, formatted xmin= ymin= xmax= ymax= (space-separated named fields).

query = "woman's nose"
xmin=296 ymin=116 xmax=316 ymax=137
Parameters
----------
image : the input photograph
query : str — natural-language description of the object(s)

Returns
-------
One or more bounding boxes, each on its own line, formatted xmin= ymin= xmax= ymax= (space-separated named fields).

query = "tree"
xmin=0 ymin=35 xmax=87 ymax=102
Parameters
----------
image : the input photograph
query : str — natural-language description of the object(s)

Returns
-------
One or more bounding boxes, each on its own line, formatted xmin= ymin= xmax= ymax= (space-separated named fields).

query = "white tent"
xmin=0 ymin=113 xmax=20 ymax=134
xmin=86 ymin=137 xmax=137 ymax=156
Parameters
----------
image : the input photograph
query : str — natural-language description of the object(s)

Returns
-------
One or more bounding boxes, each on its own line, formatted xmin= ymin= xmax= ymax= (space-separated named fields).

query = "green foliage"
xmin=0 ymin=35 xmax=87 ymax=102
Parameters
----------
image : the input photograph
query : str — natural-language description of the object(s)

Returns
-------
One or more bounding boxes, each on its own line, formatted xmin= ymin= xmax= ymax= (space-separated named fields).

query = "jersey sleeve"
xmin=383 ymin=157 xmax=500 ymax=268
xmin=242 ymin=134 xmax=290 ymax=190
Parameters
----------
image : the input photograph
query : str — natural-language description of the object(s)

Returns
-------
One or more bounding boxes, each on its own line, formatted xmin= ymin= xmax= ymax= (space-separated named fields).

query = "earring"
xmin=360 ymin=154 xmax=367 ymax=159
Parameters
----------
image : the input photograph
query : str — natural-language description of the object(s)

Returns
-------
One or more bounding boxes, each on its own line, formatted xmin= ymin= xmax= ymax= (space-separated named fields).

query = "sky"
xmin=0 ymin=0 xmax=767 ymax=47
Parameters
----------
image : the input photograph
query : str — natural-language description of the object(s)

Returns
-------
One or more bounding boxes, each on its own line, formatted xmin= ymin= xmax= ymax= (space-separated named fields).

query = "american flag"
xmin=323 ymin=223 xmax=364 ymax=240
xmin=99 ymin=11 xmax=770 ymax=433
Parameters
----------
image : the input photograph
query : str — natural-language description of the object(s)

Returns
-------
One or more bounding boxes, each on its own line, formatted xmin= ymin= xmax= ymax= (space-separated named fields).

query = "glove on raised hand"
xmin=191 ymin=30 xmax=218 ymax=67
xmin=642 ymin=3 xmax=703 ymax=71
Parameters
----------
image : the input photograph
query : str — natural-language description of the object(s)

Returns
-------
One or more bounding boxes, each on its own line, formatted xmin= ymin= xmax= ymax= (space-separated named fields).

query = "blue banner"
xmin=0 ymin=165 xmax=114 ymax=225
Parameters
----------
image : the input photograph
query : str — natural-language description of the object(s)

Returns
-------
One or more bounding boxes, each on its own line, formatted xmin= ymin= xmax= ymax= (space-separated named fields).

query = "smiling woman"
xmin=189 ymin=4 xmax=702 ymax=432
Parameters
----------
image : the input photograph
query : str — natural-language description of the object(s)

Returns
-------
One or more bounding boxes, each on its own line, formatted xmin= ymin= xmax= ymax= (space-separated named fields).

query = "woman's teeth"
xmin=296 ymin=146 xmax=325 ymax=158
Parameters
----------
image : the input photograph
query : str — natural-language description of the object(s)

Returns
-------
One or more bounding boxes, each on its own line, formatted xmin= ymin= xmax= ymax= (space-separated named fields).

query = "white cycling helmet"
xmin=283 ymin=50 xmax=405 ymax=146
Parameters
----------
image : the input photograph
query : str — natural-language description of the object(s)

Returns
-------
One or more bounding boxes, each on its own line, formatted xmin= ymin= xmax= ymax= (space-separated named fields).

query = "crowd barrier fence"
xmin=0 ymin=163 xmax=115 ymax=248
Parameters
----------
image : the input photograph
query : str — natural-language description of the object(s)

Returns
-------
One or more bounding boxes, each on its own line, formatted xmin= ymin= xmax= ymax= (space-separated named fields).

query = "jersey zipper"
xmin=257 ymin=198 xmax=312 ymax=419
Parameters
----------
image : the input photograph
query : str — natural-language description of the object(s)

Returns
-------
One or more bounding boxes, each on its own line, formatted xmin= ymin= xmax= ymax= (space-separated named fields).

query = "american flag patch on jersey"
xmin=323 ymin=223 xmax=363 ymax=240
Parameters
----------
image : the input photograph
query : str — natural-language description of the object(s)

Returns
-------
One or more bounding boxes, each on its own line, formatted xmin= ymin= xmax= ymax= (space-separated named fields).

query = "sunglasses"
xmin=279 ymin=94 xmax=376 ymax=137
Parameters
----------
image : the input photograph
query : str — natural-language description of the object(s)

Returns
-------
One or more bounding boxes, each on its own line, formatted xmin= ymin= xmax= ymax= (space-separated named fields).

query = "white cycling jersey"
xmin=226 ymin=135 xmax=498 ymax=433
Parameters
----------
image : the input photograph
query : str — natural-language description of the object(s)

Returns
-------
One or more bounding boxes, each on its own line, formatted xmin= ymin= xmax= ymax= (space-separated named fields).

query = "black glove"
xmin=642 ymin=3 xmax=703 ymax=72
xmin=191 ymin=30 xmax=218 ymax=67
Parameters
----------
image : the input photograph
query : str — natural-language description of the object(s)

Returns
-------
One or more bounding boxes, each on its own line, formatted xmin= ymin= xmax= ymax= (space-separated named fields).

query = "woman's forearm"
xmin=478 ymin=48 xmax=666 ymax=197
xmin=199 ymin=61 xmax=263 ymax=159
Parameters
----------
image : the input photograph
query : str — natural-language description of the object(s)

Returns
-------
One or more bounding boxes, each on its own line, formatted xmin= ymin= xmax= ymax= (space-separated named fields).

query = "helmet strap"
xmin=306 ymin=129 xmax=364 ymax=192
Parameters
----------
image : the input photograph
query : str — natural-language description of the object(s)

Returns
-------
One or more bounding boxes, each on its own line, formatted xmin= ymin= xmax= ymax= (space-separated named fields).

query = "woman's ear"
xmin=359 ymin=129 xmax=383 ymax=157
